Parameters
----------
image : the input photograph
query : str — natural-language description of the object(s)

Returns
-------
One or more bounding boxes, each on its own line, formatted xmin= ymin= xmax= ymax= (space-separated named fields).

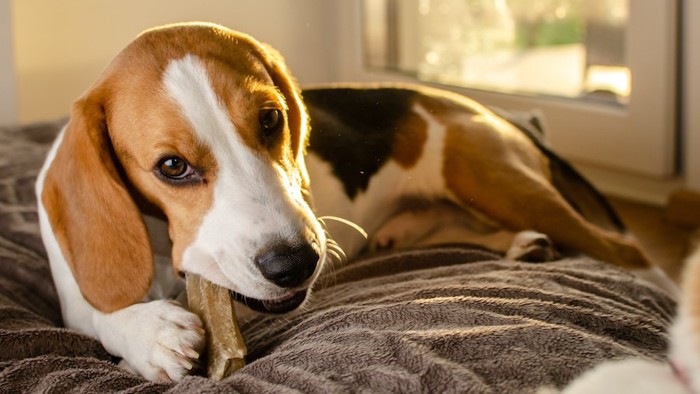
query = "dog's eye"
xmin=155 ymin=156 xmax=203 ymax=186
xmin=259 ymin=108 xmax=283 ymax=136
xmin=157 ymin=156 xmax=190 ymax=179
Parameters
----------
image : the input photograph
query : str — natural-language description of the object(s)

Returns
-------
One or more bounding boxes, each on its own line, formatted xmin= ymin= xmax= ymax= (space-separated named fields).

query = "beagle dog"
xmin=36 ymin=22 xmax=668 ymax=382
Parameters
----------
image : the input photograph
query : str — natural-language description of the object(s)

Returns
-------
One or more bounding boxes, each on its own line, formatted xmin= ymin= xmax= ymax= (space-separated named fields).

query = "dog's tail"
xmin=547 ymin=154 xmax=626 ymax=233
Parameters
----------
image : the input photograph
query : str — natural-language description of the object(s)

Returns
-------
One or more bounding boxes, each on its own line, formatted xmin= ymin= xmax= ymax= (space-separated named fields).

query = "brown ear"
xmin=260 ymin=46 xmax=314 ymax=198
xmin=262 ymin=45 xmax=310 ymax=166
xmin=42 ymin=94 xmax=153 ymax=313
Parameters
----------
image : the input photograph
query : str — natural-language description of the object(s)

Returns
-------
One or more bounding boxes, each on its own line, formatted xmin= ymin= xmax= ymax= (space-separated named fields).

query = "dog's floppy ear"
xmin=42 ymin=92 xmax=153 ymax=313
xmin=261 ymin=45 xmax=310 ymax=167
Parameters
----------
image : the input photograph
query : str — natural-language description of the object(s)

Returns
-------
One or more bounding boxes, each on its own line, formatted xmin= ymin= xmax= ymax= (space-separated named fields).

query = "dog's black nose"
xmin=254 ymin=242 xmax=319 ymax=288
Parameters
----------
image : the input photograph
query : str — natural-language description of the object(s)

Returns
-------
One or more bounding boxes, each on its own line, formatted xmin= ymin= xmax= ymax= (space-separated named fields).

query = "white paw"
xmin=98 ymin=300 xmax=205 ymax=382
xmin=506 ymin=230 xmax=558 ymax=262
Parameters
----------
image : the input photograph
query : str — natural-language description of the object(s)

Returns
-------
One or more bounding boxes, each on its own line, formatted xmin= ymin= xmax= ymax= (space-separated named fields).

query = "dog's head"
xmin=41 ymin=23 xmax=325 ymax=314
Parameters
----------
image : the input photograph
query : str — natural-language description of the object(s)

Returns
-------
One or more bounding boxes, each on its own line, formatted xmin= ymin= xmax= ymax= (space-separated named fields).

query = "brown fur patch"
xmin=442 ymin=115 xmax=551 ymax=230
xmin=43 ymin=96 xmax=154 ymax=313
xmin=391 ymin=111 xmax=428 ymax=169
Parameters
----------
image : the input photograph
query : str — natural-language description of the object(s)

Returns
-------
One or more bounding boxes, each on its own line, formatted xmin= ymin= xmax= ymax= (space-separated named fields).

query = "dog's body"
xmin=36 ymin=23 xmax=667 ymax=382
xmin=301 ymin=86 xmax=640 ymax=264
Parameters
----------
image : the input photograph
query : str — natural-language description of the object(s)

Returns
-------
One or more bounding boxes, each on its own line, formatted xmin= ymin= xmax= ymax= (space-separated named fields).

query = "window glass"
xmin=364 ymin=0 xmax=630 ymax=105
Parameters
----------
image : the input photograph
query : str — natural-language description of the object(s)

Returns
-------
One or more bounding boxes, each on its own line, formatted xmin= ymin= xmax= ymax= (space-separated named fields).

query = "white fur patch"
xmin=552 ymin=359 xmax=685 ymax=394
xmin=671 ymin=246 xmax=700 ymax=392
xmin=162 ymin=55 xmax=323 ymax=299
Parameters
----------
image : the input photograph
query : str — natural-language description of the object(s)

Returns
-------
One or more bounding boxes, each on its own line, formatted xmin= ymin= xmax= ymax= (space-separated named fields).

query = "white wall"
xmin=685 ymin=0 xmax=700 ymax=191
xmin=0 ymin=0 xmax=17 ymax=124
xmin=10 ymin=0 xmax=337 ymax=123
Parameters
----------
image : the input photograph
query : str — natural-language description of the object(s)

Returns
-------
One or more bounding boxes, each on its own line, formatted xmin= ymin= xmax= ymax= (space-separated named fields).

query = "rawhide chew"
xmin=186 ymin=274 xmax=247 ymax=379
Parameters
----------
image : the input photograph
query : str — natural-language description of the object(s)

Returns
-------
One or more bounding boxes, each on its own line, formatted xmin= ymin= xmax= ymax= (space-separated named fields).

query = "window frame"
xmin=349 ymin=0 xmax=679 ymax=178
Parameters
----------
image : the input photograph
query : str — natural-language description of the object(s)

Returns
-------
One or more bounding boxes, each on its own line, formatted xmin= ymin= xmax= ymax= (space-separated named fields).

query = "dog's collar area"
xmin=230 ymin=288 xmax=308 ymax=314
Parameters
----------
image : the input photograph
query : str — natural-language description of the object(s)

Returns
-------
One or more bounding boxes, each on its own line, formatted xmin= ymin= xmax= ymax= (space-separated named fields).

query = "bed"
xmin=0 ymin=120 xmax=675 ymax=393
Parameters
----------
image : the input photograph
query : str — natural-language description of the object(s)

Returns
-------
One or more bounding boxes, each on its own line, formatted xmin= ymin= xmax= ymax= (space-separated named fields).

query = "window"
xmin=360 ymin=0 xmax=679 ymax=178
xmin=366 ymin=0 xmax=630 ymax=104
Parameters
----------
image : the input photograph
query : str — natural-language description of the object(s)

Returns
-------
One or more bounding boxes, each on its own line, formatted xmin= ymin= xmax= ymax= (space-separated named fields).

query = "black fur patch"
xmin=304 ymin=87 xmax=419 ymax=200
xmin=303 ymin=85 xmax=625 ymax=233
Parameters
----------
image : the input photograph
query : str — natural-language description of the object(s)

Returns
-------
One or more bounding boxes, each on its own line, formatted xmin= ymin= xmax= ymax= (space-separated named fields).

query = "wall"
xmin=10 ymin=0 xmax=337 ymax=123
xmin=685 ymin=0 xmax=700 ymax=191
xmin=0 ymin=0 xmax=16 ymax=124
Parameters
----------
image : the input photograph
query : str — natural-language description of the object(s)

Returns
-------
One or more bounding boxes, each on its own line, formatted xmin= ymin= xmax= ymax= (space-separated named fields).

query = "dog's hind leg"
xmin=442 ymin=122 xmax=651 ymax=270
xmin=370 ymin=203 xmax=559 ymax=263
xmin=446 ymin=169 xmax=650 ymax=269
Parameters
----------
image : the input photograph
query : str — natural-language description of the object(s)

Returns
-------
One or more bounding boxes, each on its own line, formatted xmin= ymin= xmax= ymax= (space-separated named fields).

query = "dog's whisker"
xmin=317 ymin=221 xmax=349 ymax=263
xmin=318 ymin=216 xmax=368 ymax=239
xmin=328 ymin=243 xmax=346 ymax=261
xmin=325 ymin=237 xmax=342 ymax=251
xmin=322 ymin=233 xmax=347 ymax=262
xmin=313 ymin=235 xmax=342 ymax=289
xmin=326 ymin=248 xmax=342 ymax=263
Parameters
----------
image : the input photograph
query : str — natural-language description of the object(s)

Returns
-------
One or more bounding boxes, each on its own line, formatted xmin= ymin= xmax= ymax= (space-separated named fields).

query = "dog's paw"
xmin=101 ymin=300 xmax=205 ymax=382
xmin=370 ymin=215 xmax=416 ymax=252
xmin=505 ymin=230 xmax=559 ymax=263
xmin=370 ymin=210 xmax=436 ymax=252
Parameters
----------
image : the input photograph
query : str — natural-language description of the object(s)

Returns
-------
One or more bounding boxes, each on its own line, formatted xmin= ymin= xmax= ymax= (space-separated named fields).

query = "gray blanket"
xmin=0 ymin=120 xmax=676 ymax=393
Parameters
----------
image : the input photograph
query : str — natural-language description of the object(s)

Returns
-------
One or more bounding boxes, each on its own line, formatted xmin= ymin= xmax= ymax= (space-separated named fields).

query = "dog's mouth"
xmin=229 ymin=289 xmax=308 ymax=314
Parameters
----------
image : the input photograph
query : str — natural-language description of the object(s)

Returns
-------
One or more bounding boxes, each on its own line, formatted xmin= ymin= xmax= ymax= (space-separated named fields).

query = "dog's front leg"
xmin=42 ymin=215 xmax=205 ymax=382
xmin=93 ymin=300 xmax=205 ymax=382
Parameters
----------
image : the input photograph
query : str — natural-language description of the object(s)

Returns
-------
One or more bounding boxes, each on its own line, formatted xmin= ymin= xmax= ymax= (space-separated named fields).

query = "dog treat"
xmin=186 ymin=274 xmax=247 ymax=379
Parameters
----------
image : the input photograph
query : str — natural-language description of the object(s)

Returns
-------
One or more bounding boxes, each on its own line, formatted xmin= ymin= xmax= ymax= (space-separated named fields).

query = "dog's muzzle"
xmin=228 ymin=242 xmax=319 ymax=314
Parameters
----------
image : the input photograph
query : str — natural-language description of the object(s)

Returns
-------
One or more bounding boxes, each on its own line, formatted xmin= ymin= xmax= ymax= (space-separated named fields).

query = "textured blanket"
xmin=0 ymin=120 xmax=676 ymax=393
